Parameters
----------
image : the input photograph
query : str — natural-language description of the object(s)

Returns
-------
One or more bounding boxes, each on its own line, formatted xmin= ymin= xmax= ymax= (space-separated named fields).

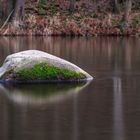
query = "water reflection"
xmin=0 ymin=82 xmax=89 ymax=105
xmin=0 ymin=82 xmax=91 ymax=140
xmin=1 ymin=37 xmax=140 ymax=76
xmin=113 ymin=77 xmax=124 ymax=140
xmin=0 ymin=37 xmax=140 ymax=140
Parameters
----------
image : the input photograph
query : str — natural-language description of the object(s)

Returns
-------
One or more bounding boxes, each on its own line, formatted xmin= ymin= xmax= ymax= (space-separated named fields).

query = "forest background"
xmin=0 ymin=0 xmax=140 ymax=36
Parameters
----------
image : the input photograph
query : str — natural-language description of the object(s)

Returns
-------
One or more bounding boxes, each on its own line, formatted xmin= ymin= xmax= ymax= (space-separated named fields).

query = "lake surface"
xmin=0 ymin=37 xmax=140 ymax=140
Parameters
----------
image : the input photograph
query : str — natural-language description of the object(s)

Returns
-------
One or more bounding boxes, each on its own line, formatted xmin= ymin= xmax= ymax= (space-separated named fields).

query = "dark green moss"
xmin=131 ymin=15 xmax=140 ymax=27
xmin=38 ymin=8 xmax=46 ymax=15
xmin=15 ymin=63 xmax=85 ymax=81
xmin=49 ymin=2 xmax=58 ymax=16
xmin=38 ymin=0 xmax=47 ymax=15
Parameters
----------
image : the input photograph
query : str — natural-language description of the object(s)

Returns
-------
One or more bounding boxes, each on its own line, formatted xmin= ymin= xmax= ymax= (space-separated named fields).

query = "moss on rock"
xmin=14 ymin=63 xmax=85 ymax=81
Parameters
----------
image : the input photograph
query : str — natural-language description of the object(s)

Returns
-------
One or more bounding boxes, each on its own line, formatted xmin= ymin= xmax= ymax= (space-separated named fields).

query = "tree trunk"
xmin=113 ymin=0 xmax=120 ymax=13
xmin=0 ymin=0 xmax=14 ymax=26
xmin=12 ymin=0 xmax=24 ymax=25
xmin=0 ymin=0 xmax=13 ymax=20
xmin=69 ymin=0 xmax=75 ymax=13
xmin=124 ymin=0 xmax=132 ymax=24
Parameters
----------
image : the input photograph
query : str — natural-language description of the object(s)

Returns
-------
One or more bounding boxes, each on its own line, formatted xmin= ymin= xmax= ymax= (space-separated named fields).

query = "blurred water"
xmin=0 ymin=37 xmax=140 ymax=140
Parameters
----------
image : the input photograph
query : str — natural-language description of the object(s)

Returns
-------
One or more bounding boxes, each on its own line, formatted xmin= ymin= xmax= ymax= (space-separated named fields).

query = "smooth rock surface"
xmin=0 ymin=50 xmax=93 ymax=83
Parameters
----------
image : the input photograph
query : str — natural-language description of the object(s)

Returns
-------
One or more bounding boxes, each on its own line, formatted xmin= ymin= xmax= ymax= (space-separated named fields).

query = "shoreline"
xmin=0 ymin=12 xmax=140 ymax=37
xmin=0 ymin=27 xmax=139 ymax=37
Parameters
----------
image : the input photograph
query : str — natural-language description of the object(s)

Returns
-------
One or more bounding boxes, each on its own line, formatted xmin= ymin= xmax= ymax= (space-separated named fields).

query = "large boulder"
xmin=0 ymin=50 xmax=93 ymax=83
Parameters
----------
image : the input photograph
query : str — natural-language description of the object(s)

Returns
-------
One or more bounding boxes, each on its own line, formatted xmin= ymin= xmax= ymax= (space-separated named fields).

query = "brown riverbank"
xmin=0 ymin=0 xmax=140 ymax=36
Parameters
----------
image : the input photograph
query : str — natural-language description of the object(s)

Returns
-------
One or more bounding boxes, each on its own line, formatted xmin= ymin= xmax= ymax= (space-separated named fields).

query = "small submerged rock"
xmin=0 ymin=50 xmax=93 ymax=83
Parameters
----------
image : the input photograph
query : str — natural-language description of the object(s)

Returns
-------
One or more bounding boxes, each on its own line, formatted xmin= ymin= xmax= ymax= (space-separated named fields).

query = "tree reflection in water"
xmin=0 ymin=37 xmax=140 ymax=140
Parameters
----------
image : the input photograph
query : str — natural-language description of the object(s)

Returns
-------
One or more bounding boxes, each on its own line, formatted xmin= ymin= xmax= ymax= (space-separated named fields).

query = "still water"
xmin=0 ymin=37 xmax=140 ymax=140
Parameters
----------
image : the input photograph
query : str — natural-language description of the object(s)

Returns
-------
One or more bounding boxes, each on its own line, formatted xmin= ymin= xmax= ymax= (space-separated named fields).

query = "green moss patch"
xmin=38 ymin=0 xmax=47 ymax=15
xmin=131 ymin=15 xmax=140 ymax=27
xmin=15 ymin=63 xmax=85 ymax=81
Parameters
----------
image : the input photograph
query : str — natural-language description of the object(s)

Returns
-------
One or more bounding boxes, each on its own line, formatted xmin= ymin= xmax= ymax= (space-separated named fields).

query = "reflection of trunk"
xmin=12 ymin=0 xmax=24 ymax=24
xmin=113 ymin=77 xmax=124 ymax=140
xmin=124 ymin=0 xmax=132 ymax=24
xmin=69 ymin=0 xmax=75 ymax=13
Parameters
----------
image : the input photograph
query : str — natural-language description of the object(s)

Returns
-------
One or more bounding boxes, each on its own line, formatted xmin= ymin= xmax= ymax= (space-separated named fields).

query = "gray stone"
xmin=0 ymin=50 xmax=93 ymax=83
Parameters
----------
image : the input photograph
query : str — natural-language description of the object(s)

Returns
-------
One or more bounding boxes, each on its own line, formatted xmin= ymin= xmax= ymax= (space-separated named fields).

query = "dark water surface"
xmin=0 ymin=37 xmax=140 ymax=140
